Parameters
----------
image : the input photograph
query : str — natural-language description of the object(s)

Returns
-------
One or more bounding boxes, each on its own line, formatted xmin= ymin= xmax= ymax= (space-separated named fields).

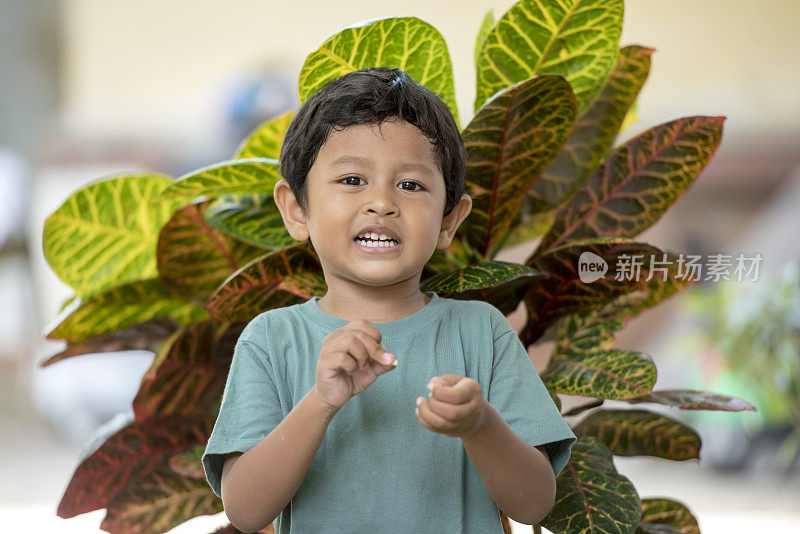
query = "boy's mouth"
xmin=353 ymin=232 xmax=401 ymax=252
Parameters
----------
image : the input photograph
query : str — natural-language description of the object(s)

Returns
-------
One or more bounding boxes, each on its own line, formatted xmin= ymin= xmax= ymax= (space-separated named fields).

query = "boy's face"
xmin=274 ymin=118 xmax=472 ymax=297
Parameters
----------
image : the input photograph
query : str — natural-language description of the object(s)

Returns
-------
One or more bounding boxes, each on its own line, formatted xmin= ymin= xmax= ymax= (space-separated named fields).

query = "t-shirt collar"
xmin=299 ymin=291 xmax=443 ymax=338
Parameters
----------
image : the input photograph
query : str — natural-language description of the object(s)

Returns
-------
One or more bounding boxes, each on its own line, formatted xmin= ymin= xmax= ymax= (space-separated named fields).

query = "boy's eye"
xmin=340 ymin=176 xmax=365 ymax=186
xmin=338 ymin=176 xmax=425 ymax=191
xmin=399 ymin=180 xmax=424 ymax=191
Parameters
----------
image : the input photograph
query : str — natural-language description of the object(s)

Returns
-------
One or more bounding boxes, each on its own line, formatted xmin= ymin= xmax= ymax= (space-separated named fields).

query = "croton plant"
xmin=42 ymin=1 xmax=755 ymax=533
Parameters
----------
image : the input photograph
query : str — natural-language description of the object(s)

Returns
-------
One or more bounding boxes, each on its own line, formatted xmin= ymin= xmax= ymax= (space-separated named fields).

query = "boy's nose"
xmin=366 ymin=205 xmax=396 ymax=215
xmin=364 ymin=189 xmax=398 ymax=215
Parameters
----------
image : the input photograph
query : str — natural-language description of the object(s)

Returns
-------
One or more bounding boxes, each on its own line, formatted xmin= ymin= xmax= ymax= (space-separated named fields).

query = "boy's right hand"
xmin=313 ymin=319 xmax=397 ymax=414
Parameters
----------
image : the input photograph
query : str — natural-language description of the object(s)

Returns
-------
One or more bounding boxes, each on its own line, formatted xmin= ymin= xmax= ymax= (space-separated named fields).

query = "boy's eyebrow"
xmin=329 ymin=155 xmax=436 ymax=177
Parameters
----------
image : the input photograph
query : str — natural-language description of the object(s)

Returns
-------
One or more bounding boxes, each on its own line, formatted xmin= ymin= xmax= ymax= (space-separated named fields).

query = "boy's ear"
xmin=273 ymin=179 xmax=310 ymax=242
xmin=436 ymin=193 xmax=472 ymax=249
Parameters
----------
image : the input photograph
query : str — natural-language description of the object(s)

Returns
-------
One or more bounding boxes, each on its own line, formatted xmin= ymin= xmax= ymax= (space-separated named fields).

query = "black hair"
xmin=279 ymin=67 xmax=468 ymax=218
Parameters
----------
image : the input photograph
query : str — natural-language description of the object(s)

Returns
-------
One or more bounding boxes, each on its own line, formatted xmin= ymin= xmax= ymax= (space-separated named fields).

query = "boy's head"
xmin=273 ymin=67 xmax=472 ymax=292
xmin=278 ymin=67 xmax=468 ymax=218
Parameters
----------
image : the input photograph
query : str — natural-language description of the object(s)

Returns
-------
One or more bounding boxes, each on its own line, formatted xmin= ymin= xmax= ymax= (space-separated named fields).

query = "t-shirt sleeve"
xmin=202 ymin=325 xmax=284 ymax=498
xmin=487 ymin=327 xmax=577 ymax=478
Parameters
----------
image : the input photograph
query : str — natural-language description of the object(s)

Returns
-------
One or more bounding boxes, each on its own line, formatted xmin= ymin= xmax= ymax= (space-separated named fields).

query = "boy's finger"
xmin=345 ymin=318 xmax=382 ymax=344
xmin=436 ymin=374 xmax=461 ymax=386
xmin=340 ymin=333 xmax=372 ymax=372
xmin=426 ymin=394 xmax=466 ymax=421
xmin=415 ymin=397 xmax=453 ymax=433
xmin=350 ymin=329 xmax=394 ymax=367
xmin=427 ymin=377 xmax=472 ymax=404
xmin=371 ymin=351 xmax=398 ymax=375
xmin=347 ymin=331 xmax=394 ymax=370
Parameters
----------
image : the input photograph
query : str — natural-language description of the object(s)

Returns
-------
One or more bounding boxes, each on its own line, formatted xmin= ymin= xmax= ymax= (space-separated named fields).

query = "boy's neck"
xmin=316 ymin=284 xmax=431 ymax=324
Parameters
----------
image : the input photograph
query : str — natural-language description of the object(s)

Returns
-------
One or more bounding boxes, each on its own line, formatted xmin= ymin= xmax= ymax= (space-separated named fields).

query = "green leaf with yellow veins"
xmin=536 ymin=116 xmax=726 ymax=256
xmin=530 ymin=45 xmax=654 ymax=220
xmin=543 ymin=436 xmax=641 ymax=534
xmin=45 ymin=278 xmax=208 ymax=343
xmin=234 ymin=111 xmax=295 ymax=159
xmin=43 ymin=174 xmax=179 ymax=298
xmin=157 ymin=200 xmax=267 ymax=303
xmin=204 ymin=193 xmax=298 ymax=250
xmin=460 ymin=74 xmax=576 ymax=259
xmin=475 ymin=0 xmax=623 ymax=116
xmin=101 ymin=466 xmax=222 ymax=534
xmin=575 ymin=409 xmax=701 ymax=461
xmin=157 ymin=158 xmax=280 ymax=204
xmin=638 ymin=498 xmax=700 ymax=534
xmin=542 ymin=348 xmax=657 ymax=399
xmin=299 ymin=16 xmax=460 ymax=128
xmin=474 ymin=9 xmax=495 ymax=69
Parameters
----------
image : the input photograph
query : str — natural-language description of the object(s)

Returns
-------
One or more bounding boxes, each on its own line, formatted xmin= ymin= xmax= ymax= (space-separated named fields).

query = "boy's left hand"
xmin=415 ymin=374 xmax=487 ymax=438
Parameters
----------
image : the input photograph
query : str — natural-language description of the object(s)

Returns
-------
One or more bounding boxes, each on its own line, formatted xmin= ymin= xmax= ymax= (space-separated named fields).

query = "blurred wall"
xmin=57 ymin=0 xmax=800 ymax=151
xmin=0 ymin=0 xmax=60 ymax=157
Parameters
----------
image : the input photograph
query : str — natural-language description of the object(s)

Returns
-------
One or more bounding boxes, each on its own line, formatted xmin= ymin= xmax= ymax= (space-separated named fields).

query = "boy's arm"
xmin=220 ymin=385 xmax=338 ymax=533
xmin=461 ymin=400 xmax=556 ymax=526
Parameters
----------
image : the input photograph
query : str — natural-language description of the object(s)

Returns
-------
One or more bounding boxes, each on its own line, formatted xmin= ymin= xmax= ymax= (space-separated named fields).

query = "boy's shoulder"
xmin=237 ymin=298 xmax=312 ymax=341
xmin=434 ymin=295 xmax=511 ymax=335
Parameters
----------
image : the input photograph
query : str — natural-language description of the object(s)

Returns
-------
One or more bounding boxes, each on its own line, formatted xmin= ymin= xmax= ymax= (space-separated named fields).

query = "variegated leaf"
xmin=59 ymin=294 xmax=78 ymax=313
xmin=550 ymin=391 xmax=562 ymax=412
xmin=207 ymin=242 xmax=324 ymax=321
xmin=134 ymin=321 xmax=242 ymax=424
xmin=637 ymin=498 xmax=700 ymax=534
xmin=39 ymin=318 xmax=178 ymax=368
xmin=542 ymin=349 xmax=656 ymax=399
xmin=168 ymin=445 xmax=205 ymax=479
xmin=43 ymin=174 xmax=178 ymax=298
xmin=45 ymin=279 xmax=208 ymax=344
xmin=529 ymin=46 xmax=655 ymax=222
xmin=475 ymin=0 xmax=623 ymax=115
xmin=101 ymin=465 xmax=222 ymax=534
xmin=521 ymin=238 xmax=665 ymax=344
xmin=563 ymin=399 xmax=605 ymax=417
xmin=424 ymin=234 xmax=486 ymax=278
xmin=419 ymin=260 xmax=543 ymax=314
xmin=299 ymin=16 xmax=460 ymax=127
xmin=553 ymin=296 xmax=630 ymax=357
xmin=574 ymin=409 xmax=701 ymax=460
xmin=628 ymin=389 xmax=757 ymax=412
xmin=460 ymin=74 xmax=576 ymax=258
xmin=550 ymin=250 xmax=693 ymax=358
xmin=234 ymin=111 xmax=295 ymax=159
xmin=614 ymin=251 xmax=694 ymax=316
xmin=204 ymin=193 xmax=298 ymax=250
xmin=543 ymin=436 xmax=640 ymax=534
xmin=536 ymin=116 xmax=726 ymax=256
xmin=276 ymin=271 xmax=328 ymax=300
xmin=157 ymin=158 xmax=280 ymax=203
xmin=554 ymin=267 xmax=685 ymax=349
xmin=620 ymin=100 xmax=639 ymax=135
xmin=57 ymin=419 xmax=213 ymax=518
xmin=474 ymin=9 xmax=495 ymax=69
xmin=157 ymin=200 xmax=267 ymax=302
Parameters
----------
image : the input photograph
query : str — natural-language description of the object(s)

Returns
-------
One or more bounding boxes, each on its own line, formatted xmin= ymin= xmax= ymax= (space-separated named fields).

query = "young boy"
xmin=202 ymin=67 xmax=576 ymax=533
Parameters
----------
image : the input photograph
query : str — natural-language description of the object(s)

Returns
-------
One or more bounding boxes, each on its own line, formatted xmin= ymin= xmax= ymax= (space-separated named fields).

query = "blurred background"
xmin=1 ymin=0 xmax=799 ymax=532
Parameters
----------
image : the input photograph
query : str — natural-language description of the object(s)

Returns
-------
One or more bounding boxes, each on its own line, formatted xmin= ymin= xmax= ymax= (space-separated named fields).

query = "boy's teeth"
xmin=356 ymin=238 xmax=398 ymax=247
xmin=356 ymin=232 xmax=395 ymax=241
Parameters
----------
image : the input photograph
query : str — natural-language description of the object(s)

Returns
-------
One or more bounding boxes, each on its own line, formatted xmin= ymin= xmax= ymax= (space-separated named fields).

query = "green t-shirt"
xmin=202 ymin=291 xmax=576 ymax=533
